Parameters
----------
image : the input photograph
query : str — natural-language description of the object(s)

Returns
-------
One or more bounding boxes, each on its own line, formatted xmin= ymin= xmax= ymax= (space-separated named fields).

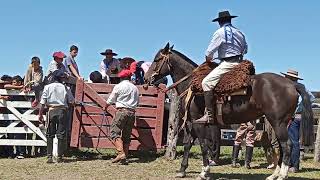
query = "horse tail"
xmin=295 ymin=83 xmax=314 ymax=146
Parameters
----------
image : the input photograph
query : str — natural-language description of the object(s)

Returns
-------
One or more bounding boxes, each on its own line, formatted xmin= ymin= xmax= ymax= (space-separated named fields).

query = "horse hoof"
xmin=276 ymin=176 xmax=287 ymax=180
xmin=265 ymin=175 xmax=277 ymax=180
xmin=196 ymin=175 xmax=208 ymax=180
xmin=175 ymin=171 xmax=186 ymax=178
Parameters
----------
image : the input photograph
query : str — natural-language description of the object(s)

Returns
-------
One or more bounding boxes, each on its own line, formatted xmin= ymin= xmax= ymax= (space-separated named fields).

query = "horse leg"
xmin=197 ymin=137 xmax=210 ymax=180
xmin=266 ymin=123 xmax=292 ymax=180
xmin=176 ymin=137 xmax=193 ymax=178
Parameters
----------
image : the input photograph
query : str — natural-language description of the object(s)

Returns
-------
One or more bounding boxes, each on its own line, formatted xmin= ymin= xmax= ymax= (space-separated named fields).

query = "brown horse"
xmin=144 ymin=43 xmax=314 ymax=180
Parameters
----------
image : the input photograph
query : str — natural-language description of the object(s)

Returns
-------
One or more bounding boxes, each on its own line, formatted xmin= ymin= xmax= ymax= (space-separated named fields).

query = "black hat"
xmin=100 ymin=49 xmax=118 ymax=56
xmin=212 ymin=11 xmax=237 ymax=22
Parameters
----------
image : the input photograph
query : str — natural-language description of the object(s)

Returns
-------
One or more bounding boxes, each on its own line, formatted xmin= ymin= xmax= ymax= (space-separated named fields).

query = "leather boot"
xmin=195 ymin=91 xmax=214 ymax=123
xmin=47 ymin=138 xmax=54 ymax=163
xmin=244 ymin=146 xmax=254 ymax=169
xmin=111 ymin=138 xmax=126 ymax=163
xmin=57 ymin=139 xmax=65 ymax=163
xmin=231 ymin=145 xmax=240 ymax=167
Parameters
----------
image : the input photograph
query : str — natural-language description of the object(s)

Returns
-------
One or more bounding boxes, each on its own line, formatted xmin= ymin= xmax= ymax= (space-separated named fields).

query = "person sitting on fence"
xmin=99 ymin=49 xmax=121 ymax=84
xmin=281 ymin=69 xmax=315 ymax=173
xmin=23 ymin=56 xmax=44 ymax=107
xmin=2 ymin=75 xmax=27 ymax=159
xmin=38 ymin=70 xmax=74 ymax=163
xmin=106 ymin=69 xmax=139 ymax=164
xmin=231 ymin=121 xmax=256 ymax=169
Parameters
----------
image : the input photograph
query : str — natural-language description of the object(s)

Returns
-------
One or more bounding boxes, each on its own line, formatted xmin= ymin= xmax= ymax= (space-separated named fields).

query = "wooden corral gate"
xmin=70 ymin=80 xmax=166 ymax=151
xmin=0 ymin=89 xmax=46 ymax=146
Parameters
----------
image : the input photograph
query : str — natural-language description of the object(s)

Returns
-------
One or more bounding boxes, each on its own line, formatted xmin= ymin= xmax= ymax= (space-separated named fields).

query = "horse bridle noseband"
xmin=151 ymin=52 xmax=172 ymax=79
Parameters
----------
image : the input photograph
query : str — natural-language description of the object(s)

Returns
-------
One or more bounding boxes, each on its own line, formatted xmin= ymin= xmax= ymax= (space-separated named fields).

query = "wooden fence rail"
xmin=0 ymin=89 xmax=46 ymax=146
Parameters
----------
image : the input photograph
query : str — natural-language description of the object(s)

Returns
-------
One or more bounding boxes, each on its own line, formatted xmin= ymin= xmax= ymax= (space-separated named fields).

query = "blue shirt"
xmin=295 ymin=86 xmax=315 ymax=114
xmin=206 ymin=23 xmax=248 ymax=59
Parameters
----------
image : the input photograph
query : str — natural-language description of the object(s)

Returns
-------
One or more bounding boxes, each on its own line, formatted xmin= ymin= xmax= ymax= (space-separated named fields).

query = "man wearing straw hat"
xmin=281 ymin=69 xmax=315 ymax=173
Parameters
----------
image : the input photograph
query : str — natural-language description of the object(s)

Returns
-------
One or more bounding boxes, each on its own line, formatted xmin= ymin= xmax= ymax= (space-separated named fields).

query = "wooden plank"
xmin=79 ymin=138 xmax=158 ymax=150
xmin=80 ymin=126 xmax=156 ymax=139
xmin=80 ymin=114 xmax=157 ymax=128
xmin=83 ymin=94 xmax=158 ymax=107
xmin=154 ymin=86 xmax=165 ymax=147
xmin=0 ymin=139 xmax=46 ymax=146
xmin=0 ymin=100 xmax=32 ymax=108
xmin=0 ymin=89 xmax=35 ymax=96
xmin=87 ymin=83 xmax=162 ymax=95
xmin=3 ymin=106 xmax=46 ymax=141
xmin=82 ymin=106 xmax=157 ymax=118
xmin=83 ymin=84 xmax=108 ymax=108
xmin=0 ymin=127 xmax=43 ymax=134
xmin=0 ymin=114 xmax=45 ymax=121
xmin=70 ymin=80 xmax=84 ymax=148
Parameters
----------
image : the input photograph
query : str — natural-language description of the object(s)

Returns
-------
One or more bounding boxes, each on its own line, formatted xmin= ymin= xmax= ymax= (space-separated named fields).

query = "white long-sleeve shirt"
xmin=107 ymin=80 xmax=139 ymax=109
xmin=206 ymin=23 xmax=248 ymax=59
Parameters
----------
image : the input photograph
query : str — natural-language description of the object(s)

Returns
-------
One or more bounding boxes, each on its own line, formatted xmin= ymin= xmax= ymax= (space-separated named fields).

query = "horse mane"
xmin=171 ymin=49 xmax=198 ymax=67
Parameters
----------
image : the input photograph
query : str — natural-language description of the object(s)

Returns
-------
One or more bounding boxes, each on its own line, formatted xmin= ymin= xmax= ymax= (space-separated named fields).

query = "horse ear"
xmin=169 ymin=45 xmax=174 ymax=51
xmin=163 ymin=42 xmax=170 ymax=53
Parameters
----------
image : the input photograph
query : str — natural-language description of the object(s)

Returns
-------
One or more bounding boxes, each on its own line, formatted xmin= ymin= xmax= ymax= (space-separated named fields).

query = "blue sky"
xmin=0 ymin=1 xmax=319 ymax=90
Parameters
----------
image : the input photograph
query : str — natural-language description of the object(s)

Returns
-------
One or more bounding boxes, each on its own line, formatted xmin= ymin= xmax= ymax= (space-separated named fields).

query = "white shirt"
xmin=206 ymin=23 xmax=248 ymax=59
xmin=107 ymin=80 xmax=139 ymax=109
xmin=40 ymin=82 xmax=74 ymax=107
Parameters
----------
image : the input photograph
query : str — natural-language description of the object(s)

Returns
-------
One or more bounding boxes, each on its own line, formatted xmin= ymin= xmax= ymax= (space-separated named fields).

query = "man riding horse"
xmin=196 ymin=10 xmax=248 ymax=123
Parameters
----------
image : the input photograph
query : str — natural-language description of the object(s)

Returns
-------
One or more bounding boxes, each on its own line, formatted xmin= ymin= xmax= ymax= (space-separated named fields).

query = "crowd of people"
xmin=0 ymin=45 xmax=167 ymax=162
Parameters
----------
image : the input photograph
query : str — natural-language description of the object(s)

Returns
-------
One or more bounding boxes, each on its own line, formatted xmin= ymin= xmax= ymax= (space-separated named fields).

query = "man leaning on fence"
xmin=38 ymin=70 xmax=74 ymax=163
xmin=106 ymin=69 xmax=139 ymax=164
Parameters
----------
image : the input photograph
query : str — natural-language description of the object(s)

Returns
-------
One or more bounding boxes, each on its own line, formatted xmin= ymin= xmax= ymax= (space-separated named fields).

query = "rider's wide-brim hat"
xmin=100 ymin=49 xmax=118 ymax=56
xmin=212 ymin=10 xmax=238 ymax=22
xmin=281 ymin=69 xmax=303 ymax=80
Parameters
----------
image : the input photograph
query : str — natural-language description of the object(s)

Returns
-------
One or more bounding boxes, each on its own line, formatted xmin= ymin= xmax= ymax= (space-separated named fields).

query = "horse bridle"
xmin=150 ymin=52 xmax=172 ymax=80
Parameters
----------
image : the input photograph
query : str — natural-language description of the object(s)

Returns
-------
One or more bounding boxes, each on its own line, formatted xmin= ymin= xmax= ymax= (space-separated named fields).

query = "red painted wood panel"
xmin=70 ymin=82 xmax=166 ymax=150
xmin=80 ymin=114 xmax=157 ymax=128
xmin=79 ymin=138 xmax=157 ymax=150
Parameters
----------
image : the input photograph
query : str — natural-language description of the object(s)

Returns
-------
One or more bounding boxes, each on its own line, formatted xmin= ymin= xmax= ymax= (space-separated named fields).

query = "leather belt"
xmin=221 ymin=55 xmax=243 ymax=63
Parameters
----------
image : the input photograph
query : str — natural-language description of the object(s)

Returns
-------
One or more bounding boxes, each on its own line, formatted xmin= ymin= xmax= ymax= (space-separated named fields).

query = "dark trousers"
xmin=288 ymin=118 xmax=300 ymax=169
xmin=46 ymin=108 xmax=67 ymax=157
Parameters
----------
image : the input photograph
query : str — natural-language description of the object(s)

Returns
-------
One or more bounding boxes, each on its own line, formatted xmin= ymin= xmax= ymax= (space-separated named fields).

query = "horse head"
xmin=144 ymin=42 xmax=174 ymax=85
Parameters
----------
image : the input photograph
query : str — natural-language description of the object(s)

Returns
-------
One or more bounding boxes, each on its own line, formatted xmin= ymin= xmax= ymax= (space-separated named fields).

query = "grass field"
xmin=0 ymin=146 xmax=319 ymax=180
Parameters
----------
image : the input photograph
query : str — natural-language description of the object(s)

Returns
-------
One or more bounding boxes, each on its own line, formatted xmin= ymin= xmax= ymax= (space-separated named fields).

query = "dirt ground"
xmin=0 ymin=146 xmax=319 ymax=180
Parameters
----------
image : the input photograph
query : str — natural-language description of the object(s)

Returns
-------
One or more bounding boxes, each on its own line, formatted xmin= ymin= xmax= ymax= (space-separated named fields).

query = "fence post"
xmin=314 ymin=122 xmax=320 ymax=162
xmin=165 ymin=89 xmax=180 ymax=160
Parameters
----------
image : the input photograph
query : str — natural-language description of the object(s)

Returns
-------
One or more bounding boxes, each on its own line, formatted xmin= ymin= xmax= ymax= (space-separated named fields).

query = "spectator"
xmin=64 ymin=45 xmax=82 ymax=80
xmin=89 ymin=71 xmax=105 ymax=83
xmin=3 ymin=75 xmax=26 ymax=159
xmin=46 ymin=51 xmax=68 ymax=76
xmin=231 ymin=121 xmax=256 ymax=169
xmin=99 ymin=49 xmax=121 ymax=84
xmin=23 ymin=56 xmax=44 ymax=107
xmin=38 ymin=70 xmax=74 ymax=163
xmin=107 ymin=69 xmax=139 ymax=164
xmin=120 ymin=57 xmax=135 ymax=70
xmin=281 ymin=69 xmax=315 ymax=173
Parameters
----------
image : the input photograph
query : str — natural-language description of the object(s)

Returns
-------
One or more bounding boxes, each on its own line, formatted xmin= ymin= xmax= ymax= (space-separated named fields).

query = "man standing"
xmin=196 ymin=10 xmax=248 ymax=123
xmin=281 ymin=69 xmax=315 ymax=173
xmin=231 ymin=121 xmax=256 ymax=169
xmin=46 ymin=51 xmax=68 ymax=76
xmin=64 ymin=45 xmax=82 ymax=80
xmin=106 ymin=69 xmax=139 ymax=164
xmin=38 ymin=70 xmax=74 ymax=163
xmin=99 ymin=49 xmax=121 ymax=84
